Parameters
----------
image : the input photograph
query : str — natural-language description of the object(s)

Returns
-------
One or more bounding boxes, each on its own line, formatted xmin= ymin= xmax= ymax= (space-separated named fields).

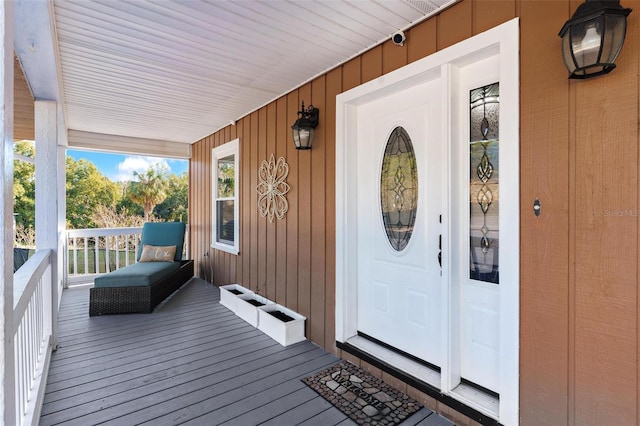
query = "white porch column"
xmin=35 ymin=100 xmax=59 ymax=348
xmin=0 ymin=1 xmax=15 ymax=424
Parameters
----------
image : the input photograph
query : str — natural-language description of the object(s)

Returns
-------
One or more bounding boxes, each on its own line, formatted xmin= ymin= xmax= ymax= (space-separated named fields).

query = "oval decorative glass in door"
xmin=380 ymin=126 xmax=418 ymax=251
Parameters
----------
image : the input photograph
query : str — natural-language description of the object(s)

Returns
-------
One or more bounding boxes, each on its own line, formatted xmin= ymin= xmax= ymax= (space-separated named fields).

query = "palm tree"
xmin=128 ymin=165 xmax=169 ymax=222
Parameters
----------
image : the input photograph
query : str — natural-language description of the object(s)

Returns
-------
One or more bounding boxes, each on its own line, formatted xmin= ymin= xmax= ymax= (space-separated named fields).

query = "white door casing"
xmin=336 ymin=18 xmax=519 ymax=426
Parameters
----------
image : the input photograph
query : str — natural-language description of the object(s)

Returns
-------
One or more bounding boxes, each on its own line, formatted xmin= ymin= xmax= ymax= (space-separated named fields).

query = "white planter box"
xmin=235 ymin=294 xmax=273 ymax=327
xmin=219 ymin=284 xmax=254 ymax=313
xmin=258 ymin=304 xmax=306 ymax=346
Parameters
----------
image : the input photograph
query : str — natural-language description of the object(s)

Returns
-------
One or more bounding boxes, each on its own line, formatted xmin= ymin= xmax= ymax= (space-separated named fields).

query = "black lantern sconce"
xmin=559 ymin=0 xmax=632 ymax=79
xmin=291 ymin=101 xmax=319 ymax=150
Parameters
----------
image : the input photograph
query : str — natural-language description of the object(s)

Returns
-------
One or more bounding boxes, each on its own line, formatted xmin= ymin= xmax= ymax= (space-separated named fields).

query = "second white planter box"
xmin=258 ymin=304 xmax=306 ymax=346
xmin=235 ymin=294 xmax=273 ymax=327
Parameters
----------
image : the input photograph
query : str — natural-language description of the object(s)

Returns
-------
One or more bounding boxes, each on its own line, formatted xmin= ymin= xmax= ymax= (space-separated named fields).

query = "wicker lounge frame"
xmin=89 ymin=260 xmax=194 ymax=316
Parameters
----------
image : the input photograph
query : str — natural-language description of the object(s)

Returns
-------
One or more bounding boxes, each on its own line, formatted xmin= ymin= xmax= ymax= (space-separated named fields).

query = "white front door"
xmin=353 ymin=58 xmax=503 ymax=393
xmin=356 ymin=78 xmax=444 ymax=367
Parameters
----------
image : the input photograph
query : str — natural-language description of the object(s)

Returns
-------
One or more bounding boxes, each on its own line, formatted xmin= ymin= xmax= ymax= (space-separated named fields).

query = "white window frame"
xmin=211 ymin=138 xmax=240 ymax=255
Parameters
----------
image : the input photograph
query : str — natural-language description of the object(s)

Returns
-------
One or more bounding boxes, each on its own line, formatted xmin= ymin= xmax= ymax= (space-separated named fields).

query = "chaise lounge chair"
xmin=89 ymin=222 xmax=194 ymax=316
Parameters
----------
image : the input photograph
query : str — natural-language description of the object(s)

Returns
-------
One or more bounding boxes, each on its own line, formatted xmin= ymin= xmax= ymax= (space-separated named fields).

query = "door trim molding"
xmin=336 ymin=18 xmax=519 ymax=425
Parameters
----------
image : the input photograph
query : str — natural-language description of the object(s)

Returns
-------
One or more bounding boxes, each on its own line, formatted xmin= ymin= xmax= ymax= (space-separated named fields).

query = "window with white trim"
xmin=212 ymin=138 xmax=239 ymax=254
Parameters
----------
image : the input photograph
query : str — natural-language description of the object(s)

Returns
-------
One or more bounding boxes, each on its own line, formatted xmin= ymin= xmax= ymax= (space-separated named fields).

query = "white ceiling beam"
xmin=67 ymin=130 xmax=191 ymax=159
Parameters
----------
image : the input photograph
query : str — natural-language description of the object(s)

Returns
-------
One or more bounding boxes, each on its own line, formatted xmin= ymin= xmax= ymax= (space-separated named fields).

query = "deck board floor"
xmin=41 ymin=278 xmax=450 ymax=426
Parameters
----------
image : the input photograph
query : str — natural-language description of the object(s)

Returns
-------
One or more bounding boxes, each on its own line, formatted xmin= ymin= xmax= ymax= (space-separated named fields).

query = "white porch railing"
xmin=64 ymin=227 xmax=143 ymax=286
xmin=64 ymin=226 xmax=190 ymax=286
xmin=12 ymin=249 xmax=56 ymax=426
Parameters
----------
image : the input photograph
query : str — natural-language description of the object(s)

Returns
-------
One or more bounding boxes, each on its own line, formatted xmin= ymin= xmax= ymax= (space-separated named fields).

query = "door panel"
xmin=455 ymin=58 xmax=502 ymax=393
xmin=356 ymin=78 xmax=443 ymax=366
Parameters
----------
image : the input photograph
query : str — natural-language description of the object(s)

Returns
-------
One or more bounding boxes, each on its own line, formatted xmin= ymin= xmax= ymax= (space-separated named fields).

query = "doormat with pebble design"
xmin=302 ymin=361 xmax=422 ymax=425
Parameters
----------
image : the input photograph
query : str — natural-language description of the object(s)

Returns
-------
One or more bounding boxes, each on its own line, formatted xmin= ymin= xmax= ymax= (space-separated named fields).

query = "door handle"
xmin=438 ymin=234 xmax=442 ymax=268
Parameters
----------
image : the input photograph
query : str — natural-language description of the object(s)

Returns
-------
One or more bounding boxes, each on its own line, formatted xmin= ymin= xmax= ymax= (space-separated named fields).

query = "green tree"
xmin=128 ymin=165 xmax=169 ymax=222
xmin=66 ymin=157 xmax=121 ymax=229
xmin=13 ymin=141 xmax=35 ymax=229
xmin=154 ymin=172 xmax=188 ymax=222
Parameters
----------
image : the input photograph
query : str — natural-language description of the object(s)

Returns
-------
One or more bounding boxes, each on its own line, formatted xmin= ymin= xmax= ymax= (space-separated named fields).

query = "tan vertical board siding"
xmin=203 ymin=136 xmax=211 ymax=278
xmin=297 ymin=84 xmax=313 ymax=328
xmin=473 ymin=0 xmax=516 ymax=34
xmin=286 ymin=91 xmax=299 ymax=311
xmin=324 ymin=67 xmax=341 ymax=354
xmin=210 ymin=132 xmax=217 ymax=283
xmin=437 ymin=1 xmax=472 ymax=51
xmin=342 ymin=57 xmax=361 ymax=92
xmin=382 ymin=39 xmax=407 ymax=74
xmin=266 ymin=103 xmax=277 ymax=300
xmin=242 ymin=117 xmax=252 ymax=287
xmin=15 ymin=57 xmax=34 ymax=141
xmin=234 ymin=119 xmax=244 ymax=285
xmin=212 ymin=132 xmax=221 ymax=284
xmin=250 ymin=111 xmax=259 ymax=291
xmin=574 ymin=12 xmax=638 ymax=424
xmin=518 ymin=1 xmax=570 ymax=424
xmin=208 ymin=134 xmax=215 ymax=281
xmin=257 ymin=108 xmax=268 ymax=294
xmin=310 ymin=76 xmax=327 ymax=345
xmin=407 ymin=18 xmax=436 ymax=64
xmin=361 ymin=45 xmax=383 ymax=83
xmin=275 ymin=97 xmax=288 ymax=305
xmin=211 ymin=131 xmax=219 ymax=285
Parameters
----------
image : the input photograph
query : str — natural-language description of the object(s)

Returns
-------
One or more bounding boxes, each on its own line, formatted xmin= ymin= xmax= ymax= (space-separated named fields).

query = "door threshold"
xmin=338 ymin=336 xmax=501 ymax=426
xmin=345 ymin=335 xmax=441 ymax=387
xmin=450 ymin=381 xmax=500 ymax=420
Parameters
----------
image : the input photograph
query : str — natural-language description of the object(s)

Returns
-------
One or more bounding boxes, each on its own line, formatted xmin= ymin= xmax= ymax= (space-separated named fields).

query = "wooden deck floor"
xmin=41 ymin=278 xmax=451 ymax=426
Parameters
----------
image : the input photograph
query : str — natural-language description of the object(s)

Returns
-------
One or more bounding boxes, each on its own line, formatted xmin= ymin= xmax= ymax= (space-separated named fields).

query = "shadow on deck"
xmin=41 ymin=278 xmax=450 ymax=425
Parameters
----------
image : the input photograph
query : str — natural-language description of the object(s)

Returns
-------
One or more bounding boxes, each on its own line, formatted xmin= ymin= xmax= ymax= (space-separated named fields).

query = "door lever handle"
xmin=438 ymin=234 xmax=442 ymax=268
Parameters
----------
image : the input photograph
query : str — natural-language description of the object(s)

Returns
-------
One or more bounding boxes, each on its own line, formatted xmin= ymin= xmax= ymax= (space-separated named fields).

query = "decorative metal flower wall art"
xmin=256 ymin=154 xmax=290 ymax=223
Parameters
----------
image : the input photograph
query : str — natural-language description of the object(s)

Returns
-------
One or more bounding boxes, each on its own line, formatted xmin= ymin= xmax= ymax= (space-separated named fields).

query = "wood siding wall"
xmin=189 ymin=1 xmax=640 ymax=424
xmin=15 ymin=56 xmax=34 ymax=141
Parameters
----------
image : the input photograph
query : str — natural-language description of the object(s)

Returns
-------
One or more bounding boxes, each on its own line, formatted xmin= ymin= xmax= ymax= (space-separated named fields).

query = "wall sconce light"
xmin=559 ymin=0 xmax=631 ymax=79
xmin=291 ymin=101 xmax=319 ymax=150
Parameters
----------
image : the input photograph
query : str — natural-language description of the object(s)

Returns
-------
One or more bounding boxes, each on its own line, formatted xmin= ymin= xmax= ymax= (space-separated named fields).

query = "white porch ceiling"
xmin=16 ymin=0 xmax=456 ymax=149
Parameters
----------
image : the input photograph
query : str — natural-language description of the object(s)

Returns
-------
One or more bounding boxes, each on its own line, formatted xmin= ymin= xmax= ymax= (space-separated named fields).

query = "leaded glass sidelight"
xmin=380 ymin=127 xmax=418 ymax=252
xmin=470 ymin=83 xmax=499 ymax=284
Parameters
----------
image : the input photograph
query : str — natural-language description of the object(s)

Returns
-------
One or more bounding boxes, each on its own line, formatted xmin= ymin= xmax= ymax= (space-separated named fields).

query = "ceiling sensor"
xmin=392 ymin=31 xmax=406 ymax=46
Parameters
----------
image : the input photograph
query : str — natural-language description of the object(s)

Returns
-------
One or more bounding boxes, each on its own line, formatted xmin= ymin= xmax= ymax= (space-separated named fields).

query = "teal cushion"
xmin=137 ymin=222 xmax=186 ymax=262
xmin=94 ymin=261 xmax=181 ymax=288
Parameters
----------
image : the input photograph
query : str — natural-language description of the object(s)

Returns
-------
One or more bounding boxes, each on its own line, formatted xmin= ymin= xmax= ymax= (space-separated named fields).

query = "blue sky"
xmin=67 ymin=150 xmax=188 ymax=182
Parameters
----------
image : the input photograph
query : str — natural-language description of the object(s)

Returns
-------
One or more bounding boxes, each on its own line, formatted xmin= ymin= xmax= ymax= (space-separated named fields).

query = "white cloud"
xmin=114 ymin=156 xmax=170 ymax=182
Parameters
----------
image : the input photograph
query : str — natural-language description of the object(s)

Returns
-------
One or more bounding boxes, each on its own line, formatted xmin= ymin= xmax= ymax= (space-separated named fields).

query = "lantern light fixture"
xmin=291 ymin=101 xmax=319 ymax=150
xmin=559 ymin=0 xmax=632 ymax=79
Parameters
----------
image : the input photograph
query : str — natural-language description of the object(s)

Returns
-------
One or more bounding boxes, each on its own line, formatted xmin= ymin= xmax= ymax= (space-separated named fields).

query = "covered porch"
xmin=6 ymin=0 xmax=640 ymax=425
